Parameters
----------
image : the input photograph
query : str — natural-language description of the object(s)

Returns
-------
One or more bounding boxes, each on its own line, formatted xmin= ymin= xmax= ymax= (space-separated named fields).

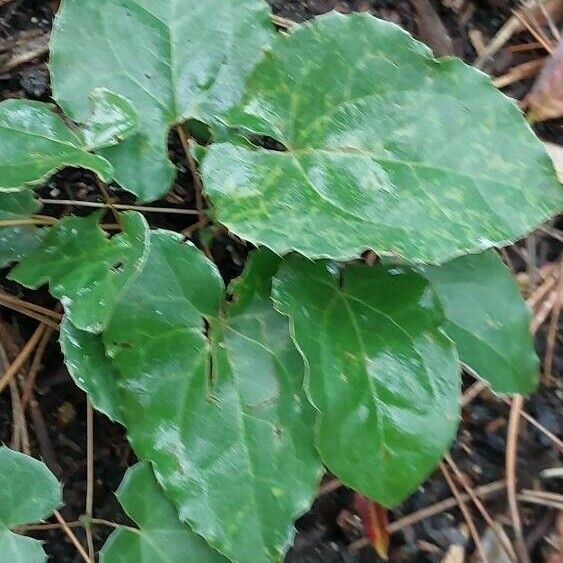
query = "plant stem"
xmin=0 ymin=216 xmax=57 ymax=227
xmin=175 ymin=124 xmax=208 ymax=230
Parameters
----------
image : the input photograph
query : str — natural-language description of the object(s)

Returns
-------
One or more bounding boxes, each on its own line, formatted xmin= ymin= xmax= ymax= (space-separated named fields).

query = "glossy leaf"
xmin=421 ymin=250 xmax=538 ymax=394
xmin=202 ymin=13 xmax=563 ymax=264
xmin=0 ymin=190 xmax=43 ymax=268
xmin=82 ymin=88 xmax=138 ymax=150
xmin=101 ymin=462 xmax=227 ymax=563
xmin=0 ymin=447 xmax=61 ymax=563
xmin=272 ymin=256 xmax=460 ymax=506
xmin=0 ymin=99 xmax=112 ymax=191
xmin=10 ymin=211 xmax=150 ymax=333
xmin=51 ymin=0 xmax=275 ymax=201
xmin=59 ymin=316 xmax=123 ymax=423
xmin=103 ymin=238 xmax=321 ymax=562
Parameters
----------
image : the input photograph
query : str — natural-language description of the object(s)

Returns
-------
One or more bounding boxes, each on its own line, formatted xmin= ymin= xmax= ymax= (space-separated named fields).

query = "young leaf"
xmin=0 ymin=447 xmax=61 ymax=563
xmin=202 ymin=13 xmax=563 ymax=264
xmin=102 ymin=238 xmax=321 ymax=563
xmin=0 ymin=190 xmax=43 ymax=268
xmin=272 ymin=255 xmax=460 ymax=507
xmin=421 ymin=250 xmax=538 ymax=394
xmin=82 ymin=88 xmax=138 ymax=150
xmin=50 ymin=0 xmax=275 ymax=201
xmin=9 ymin=211 xmax=150 ymax=333
xmin=101 ymin=462 xmax=227 ymax=563
xmin=59 ymin=316 xmax=124 ymax=423
xmin=0 ymin=100 xmax=113 ymax=191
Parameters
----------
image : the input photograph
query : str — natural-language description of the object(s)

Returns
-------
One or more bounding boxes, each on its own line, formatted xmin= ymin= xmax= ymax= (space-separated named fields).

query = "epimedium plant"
xmin=0 ymin=0 xmax=562 ymax=561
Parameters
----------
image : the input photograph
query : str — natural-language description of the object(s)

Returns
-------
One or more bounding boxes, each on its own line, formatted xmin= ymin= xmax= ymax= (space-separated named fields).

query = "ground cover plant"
xmin=0 ymin=0 xmax=562 ymax=562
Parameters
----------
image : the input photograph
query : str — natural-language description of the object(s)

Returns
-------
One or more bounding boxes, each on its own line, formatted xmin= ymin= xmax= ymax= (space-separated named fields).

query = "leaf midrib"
xmin=288 ymin=147 xmax=529 ymax=195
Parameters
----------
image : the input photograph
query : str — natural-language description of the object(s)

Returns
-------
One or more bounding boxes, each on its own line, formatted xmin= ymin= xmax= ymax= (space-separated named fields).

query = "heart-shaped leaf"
xmin=10 ymin=211 xmax=150 ymax=333
xmin=60 ymin=316 xmax=124 ymax=423
xmin=202 ymin=13 xmax=563 ymax=264
xmin=101 ymin=462 xmax=228 ymax=563
xmin=0 ymin=190 xmax=43 ymax=268
xmin=0 ymin=447 xmax=61 ymax=563
xmin=421 ymin=250 xmax=538 ymax=394
xmin=272 ymin=255 xmax=460 ymax=506
xmin=102 ymin=238 xmax=321 ymax=562
xmin=50 ymin=0 xmax=275 ymax=201
xmin=0 ymin=100 xmax=113 ymax=191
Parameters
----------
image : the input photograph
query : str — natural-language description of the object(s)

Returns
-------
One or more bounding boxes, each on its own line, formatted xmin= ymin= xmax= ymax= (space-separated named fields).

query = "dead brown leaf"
xmin=526 ymin=37 xmax=563 ymax=122
xmin=441 ymin=544 xmax=465 ymax=563
xmin=544 ymin=142 xmax=563 ymax=182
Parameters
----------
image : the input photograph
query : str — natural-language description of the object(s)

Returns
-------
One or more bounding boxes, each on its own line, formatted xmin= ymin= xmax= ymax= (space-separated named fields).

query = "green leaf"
xmin=0 ymin=447 xmax=61 ymax=563
xmin=82 ymin=88 xmax=138 ymax=150
xmin=202 ymin=13 xmax=563 ymax=264
xmin=59 ymin=316 xmax=124 ymax=423
xmin=10 ymin=211 xmax=150 ymax=333
xmin=272 ymin=255 xmax=460 ymax=507
xmin=0 ymin=533 xmax=48 ymax=563
xmin=103 ymin=238 xmax=321 ymax=562
xmin=0 ymin=190 xmax=43 ymax=268
xmin=421 ymin=250 xmax=538 ymax=394
xmin=50 ymin=0 xmax=275 ymax=202
xmin=101 ymin=462 xmax=227 ymax=563
xmin=0 ymin=99 xmax=112 ymax=191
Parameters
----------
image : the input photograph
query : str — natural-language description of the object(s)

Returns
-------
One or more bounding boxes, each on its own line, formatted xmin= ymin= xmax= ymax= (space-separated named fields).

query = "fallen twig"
xmin=388 ymin=480 xmax=506 ymax=533
xmin=39 ymin=198 xmax=200 ymax=216
xmin=445 ymin=455 xmax=517 ymax=563
xmin=0 ymin=323 xmax=47 ymax=395
xmin=21 ymin=326 xmax=55 ymax=409
xmin=439 ymin=462 xmax=489 ymax=563
xmin=53 ymin=510 xmax=92 ymax=563
xmin=85 ymin=400 xmax=95 ymax=561
xmin=543 ymin=259 xmax=562 ymax=381
xmin=493 ymin=58 xmax=546 ymax=88
xmin=506 ymin=395 xmax=530 ymax=563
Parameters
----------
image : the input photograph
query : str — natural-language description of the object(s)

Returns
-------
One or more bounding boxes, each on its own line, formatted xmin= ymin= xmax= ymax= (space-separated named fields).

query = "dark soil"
xmin=0 ymin=1 xmax=561 ymax=562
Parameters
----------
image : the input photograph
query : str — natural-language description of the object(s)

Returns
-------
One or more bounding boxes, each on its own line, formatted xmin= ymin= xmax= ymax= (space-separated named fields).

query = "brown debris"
xmin=525 ymin=37 xmax=563 ymax=122
xmin=0 ymin=29 xmax=49 ymax=75
xmin=493 ymin=57 xmax=546 ymax=88
xmin=474 ymin=0 xmax=563 ymax=69
xmin=545 ymin=142 xmax=563 ymax=182
xmin=411 ymin=0 xmax=455 ymax=57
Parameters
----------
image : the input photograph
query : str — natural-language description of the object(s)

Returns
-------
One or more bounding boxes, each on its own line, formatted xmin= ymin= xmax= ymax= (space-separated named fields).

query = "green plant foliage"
xmin=272 ymin=255 xmax=460 ymax=506
xmin=101 ymin=462 xmax=228 ymax=563
xmin=0 ymin=447 xmax=61 ymax=562
xmin=202 ymin=13 xmax=563 ymax=264
xmin=99 ymin=239 xmax=321 ymax=563
xmin=60 ymin=316 xmax=124 ymax=423
xmin=81 ymin=88 xmax=138 ymax=150
xmin=3 ymin=4 xmax=562 ymax=562
xmin=0 ymin=190 xmax=43 ymax=268
xmin=50 ymin=0 xmax=275 ymax=201
xmin=10 ymin=211 xmax=150 ymax=332
xmin=421 ymin=250 xmax=538 ymax=393
xmin=0 ymin=99 xmax=113 ymax=191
